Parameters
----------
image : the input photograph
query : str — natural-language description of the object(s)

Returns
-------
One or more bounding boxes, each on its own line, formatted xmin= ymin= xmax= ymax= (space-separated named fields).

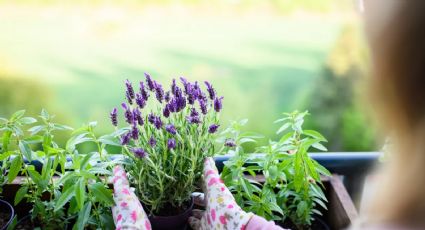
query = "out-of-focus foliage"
xmin=306 ymin=24 xmax=376 ymax=151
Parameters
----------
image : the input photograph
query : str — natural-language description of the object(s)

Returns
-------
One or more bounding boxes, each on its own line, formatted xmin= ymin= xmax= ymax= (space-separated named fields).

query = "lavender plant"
xmin=111 ymin=74 xmax=223 ymax=214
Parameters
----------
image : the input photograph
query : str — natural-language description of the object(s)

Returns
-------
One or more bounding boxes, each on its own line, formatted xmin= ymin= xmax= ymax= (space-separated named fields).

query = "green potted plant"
xmin=221 ymin=111 xmax=331 ymax=230
xmin=110 ymin=74 xmax=223 ymax=229
xmin=0 ymin=110 xmax=116 ymax=230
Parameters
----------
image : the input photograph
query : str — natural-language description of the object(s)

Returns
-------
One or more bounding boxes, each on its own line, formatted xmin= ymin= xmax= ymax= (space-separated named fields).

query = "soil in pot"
xmin=0 ymin=199 xmax=14 ymax=230
xmin=147 ymin=197 xmax=194 ymax=230
xmin=279 ymin=217 xmax=330 ymax=230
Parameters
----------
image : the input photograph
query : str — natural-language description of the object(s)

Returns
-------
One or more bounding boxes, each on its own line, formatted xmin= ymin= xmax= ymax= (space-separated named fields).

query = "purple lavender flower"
xmin=187 ymin=115 xmax=201 ymax=124
xmin=126 ymin=91 xmax=134 ymax=105
xmin=180 ymin=77 xmax=192 ymax=95
xmin=167 ymin=99 xmax=177 ymax=113
xmin=208 ymin=124 xmax=220 ymax=134
xmin=165 ymin=124 xmax=177 ymax=135
xmin=133 ymin=108 xmax=144 ymax=126
xmin=214 ymin=96 xmax=224 ymax=112
xmin=171 ymin=79 xmax=177 ymax=95
xmin=145 ymin=73 xmax=155 ymax=91
xmin=167 ymin=138 xmax=176 ymax=150
xmin=199 ymin=99 xmax=208 ymax=115
xmin=154 ymin=81 xmax=164 ymax=103
xmin=204 ymin=81 xmax=216 ymax=100
xmin=122 ymin=103 xmax=134 ymax=124
xmin=164 ymin=91 xmax=171 ymax=102
xmin=149 ymin=136 xmax=156 ymax=147
xmin=176 ymin=95 xmax=186 ymax=112
xmin=121 ymin=132 xmax=131 ymax=145
xmin=139 ymin=81 xmax=149 ymax=100
xmin=110 ymin=108 xmax=118 ymax=126
xmin=163 ymin=106 xmax=170 ymax=118
xmin=131 ymin=123 xmax=139 ymax=140
xmin=190 ymin=108 xmax=199 ymax=117
xmin=193 ymin=81 xmax=201 ymax=99
xmin=135 ymin=93 xmax=146 ymax=109
xmin=125 ymin=79 xmax=135 ymax=102
xmin=224 ymin=138 xmax=236 ymax=147
xmin=148 ymin=113 xmax=155 ymax=124
xmin=132 ymin=148 xmax=147 ymax=158
xmin=153 ymin=116 xmax=163 ymax=129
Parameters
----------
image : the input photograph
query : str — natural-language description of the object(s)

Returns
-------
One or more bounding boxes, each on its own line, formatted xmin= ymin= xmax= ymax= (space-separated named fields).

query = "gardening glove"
xmin=111 ymin=165 xmax=152 ymax=230
xmin=189 ymin=157 xmax=285 ymax=230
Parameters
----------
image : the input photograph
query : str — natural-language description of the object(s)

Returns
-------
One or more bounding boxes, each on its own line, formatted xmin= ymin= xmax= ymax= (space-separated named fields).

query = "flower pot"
xmin=148 ymin=197 xmax=194 ymax=230
xmin=0 ymin=199 xmax=14 ymax=230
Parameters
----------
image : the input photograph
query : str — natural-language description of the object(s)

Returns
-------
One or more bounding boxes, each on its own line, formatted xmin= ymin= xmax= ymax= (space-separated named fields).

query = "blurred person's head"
xmin=361 ymin=0 xmax=425 ymax=227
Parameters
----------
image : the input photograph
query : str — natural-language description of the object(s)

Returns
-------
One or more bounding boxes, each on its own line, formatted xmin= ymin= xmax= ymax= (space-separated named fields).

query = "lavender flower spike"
xmin=154 ymin=81 xmax=164 ymax=103
xmin=145 ymin=73 xmax=155 ymax=91
xmin=199 ymin=99 xmax=208 ymax=115
xmin=167 ymin=138 xmax=176 ymax=149
xmin=121 ymin=132 xmax=131 ymax=145
xmin=224 ymin=138 xmax=236 ymax=147
xmin=214 ymin=96 xmax=224 ymax=112
xmin=110 ymin=108 xmax=118 ymax=126
xmin=149 ymin=136 xmax=156 ymax=147
xmin=165 ymin=124 xmax=177 ymax=135
xmin=122 ymin=103 xmax=134 ymax=124
xmin=131 ymin=123 xmax=139 ymax=140
xmin=153 ymin=116 xmax=163 ymax=129
xmin=133 ymin=108 xmax=144 ymax=126
xmin=132 ymin=148 xmax=147 ymax=158
xmin=125 ymin=79 xmax=135 ymax=104
xmin=139 ymin=81 xmax=149 ymax=101
xmin=204 ymin=81 xmax=216 ymax=100
xmin=163 ymin=106 xmax=170 ymax=118
xmin=135 ymin=93 xmax=146 ymax=109
xmin=208 ymin=124 xmax=220 ymax=134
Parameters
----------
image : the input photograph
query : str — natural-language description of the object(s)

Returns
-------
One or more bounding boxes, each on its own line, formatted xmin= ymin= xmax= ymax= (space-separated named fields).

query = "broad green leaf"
xmin=87 ymin=168 xmax=112 ymax=176
xmin=14 ymin=185 xmax=28 ymax=205
xmin=98 ymin=135 xmax=121 ymax=147
xmin=8 ymin=156 xmax=22 ymax=182
xmin=312 ymin=142 xmax=327 ymax=151
xmin=23 ymin=135 xmax=43 ymax=144
xmin=74 ymin=202 xmax=91 ymax=230
xmin=40 ymin=109 xmax=50 ymax=120
xmin=18 ymin=141 xmax=32 ymax=161
xmin=80 ymin=153 xmax=94 ymax=170
xmin=10 ymin=110 xmax=25 ymax=122
xmin=19 ymin=117 xmax=37 ymax=125
xmin=268 ymin=165 xmax=278 ymax=180
xmin=313 ymin=197 xmax=328 ymax=210
xmin=55 ymin=184 xmax=76 ymax=211
xmin=276 ymin=123 xmax=290 ymax=135
xmin=0 ymin=151 xmax=13 ymax=161
xmin=53 ymin=123 xmax=73 ymax=131
xmin=296 ymin=201 xmax=308 ymax=218
xmin=28 ymin=125 xmax=45 ymax=135
xmin=89 ymin=183 xmax=114 ymax=206
xmin=313 ymin=161 xmax=331 ymax=177
xmin=303 ymin=130 xmax=327 ymax=142
xmin=75 ymin=178 xmax=86 ymax=209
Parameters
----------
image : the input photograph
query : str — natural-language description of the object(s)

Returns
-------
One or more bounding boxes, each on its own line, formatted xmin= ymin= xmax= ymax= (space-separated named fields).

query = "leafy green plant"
xmin=221 ymin=111 xmax=331 ymax=229
xmin=0 ymin=110 xmax=116 ymax=229
xmin=111 ymin=75 xmax=223 ymax=214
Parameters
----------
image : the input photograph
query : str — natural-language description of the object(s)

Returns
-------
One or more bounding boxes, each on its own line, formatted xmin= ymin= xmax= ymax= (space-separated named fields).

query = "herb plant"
xmin=221 ymin=111 xmax=331 ymax=230
xmin=111 ymin=74 xmax=223 ymax=214
xmin=0 ymin=110 xmax=116 ymax=229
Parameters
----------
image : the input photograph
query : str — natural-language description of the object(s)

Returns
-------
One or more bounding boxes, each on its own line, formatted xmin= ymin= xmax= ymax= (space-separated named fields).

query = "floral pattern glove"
xmin=189 ymin=157 xmax=254 ymax=230
xmin=111 ymin=165 xmax=152 ymax=230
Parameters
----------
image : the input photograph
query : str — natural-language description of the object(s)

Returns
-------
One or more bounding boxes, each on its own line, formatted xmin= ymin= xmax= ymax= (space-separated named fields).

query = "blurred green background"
xmin=0 ymin=0 xmax=377 ymax=152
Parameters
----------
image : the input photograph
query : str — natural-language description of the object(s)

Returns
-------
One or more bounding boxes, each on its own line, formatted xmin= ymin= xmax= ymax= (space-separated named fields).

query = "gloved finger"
xmin=192 ymin=192 xmax=205 ymax=206
xmin=112 ymin=165 xmax=130 ymax=187
xmin=203 ymin=157 xmax=219 ymax=180
xmin=192 ymin=209 xmax=204 ymax=219
xmin=188 ymin=216 xmax=202 ymax=230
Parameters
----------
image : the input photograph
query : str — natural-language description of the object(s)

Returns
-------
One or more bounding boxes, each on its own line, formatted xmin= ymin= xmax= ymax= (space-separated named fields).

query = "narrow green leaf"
xmin=23 ymin=135 xmax=43 ymax=144
xmin=0 ymin=151 xmax=13 ymax=161
xmin=312 ymin=142 xmax=327 ymax=151
xmin=98 ymin=135 xmax=121 ymax=147
xmin=303 ymin=130 xmax=327 ymax=142
xmin=19 ymin=117 xmax=37 ymax=125
xmin=89 ymin=183 xmax=114 ymax=205
xmin=10 ymin=110 xmax=25 ymax=121
xmin=18 ymin=141 xmax=32 ymax=161
xmin=8 ymin=156 xmax=22 ymax=182
xmin=28 ymin=125 xmax=45 ymax=135
xmin=14 ymin=186 xmax=28 ymax=205
xmin=75 ymin=178 xmax=86 ymax=209
xmin=74 ymin=202 xmax=92 ymax=230
xmin=55 ymin=184 xmax=76 ymax=211
xmin=276 ymin=123 xmax=290 ymax=135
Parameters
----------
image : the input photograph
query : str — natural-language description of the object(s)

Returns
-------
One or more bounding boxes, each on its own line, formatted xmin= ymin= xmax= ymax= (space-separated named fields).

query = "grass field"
xmin=0 ymin=4 xmax=344 ymax=141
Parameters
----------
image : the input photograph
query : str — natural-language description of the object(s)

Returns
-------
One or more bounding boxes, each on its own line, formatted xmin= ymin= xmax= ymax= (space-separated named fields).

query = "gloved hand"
xmin=188 ymin=157 xmax=254 ymax=230
xmin=111 ymin=165 xmax=152 ymax=230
